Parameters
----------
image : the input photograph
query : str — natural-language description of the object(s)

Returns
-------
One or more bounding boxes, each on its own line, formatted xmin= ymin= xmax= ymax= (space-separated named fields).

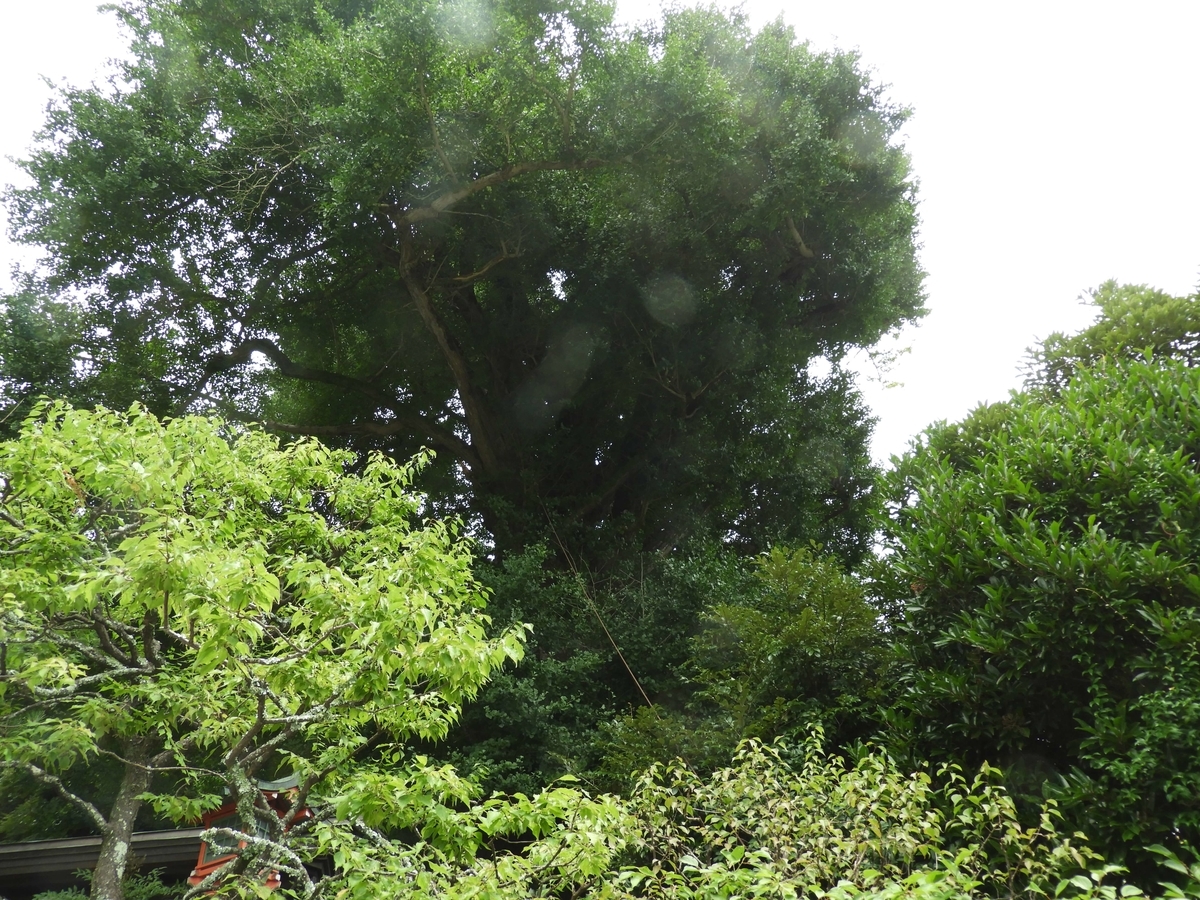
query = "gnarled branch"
xmin=386 ymin=158 xmax=606 ymax=228
xmin=0 ymin=760 xmax=109 ymax=833
xmin=399 ymin=268 xmax=501 ymax=476
xmin=181 ymin=338 xmax=480 ymax=470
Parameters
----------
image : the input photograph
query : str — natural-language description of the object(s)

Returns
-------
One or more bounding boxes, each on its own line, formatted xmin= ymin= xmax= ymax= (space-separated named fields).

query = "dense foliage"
xmin=0 ymin=404 xmax=528 ymax=899
xmin=595 ymin=546 xmax=888 ymax=785
xmin=614 ymin=736 xmax=1138 ymax=900
xmin=1026 ymin=282 xmax=1200 ymax=392
xmin=9 ymin=300 xmax=1200 ymax=895
xmin=1 ymin=0 xmax=927 ymax=794
xmin=4 ymin=0 xmax=922 ymax=561
xmin=3 ymin=0 xmax=1199 ymax=888
xmin=879 ymin=300 xmax=1200 ymax=870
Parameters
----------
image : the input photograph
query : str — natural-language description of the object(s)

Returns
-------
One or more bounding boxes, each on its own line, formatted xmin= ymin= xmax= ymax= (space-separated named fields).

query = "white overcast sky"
xmin=3 ymin=1 xmax=1198 ymax=462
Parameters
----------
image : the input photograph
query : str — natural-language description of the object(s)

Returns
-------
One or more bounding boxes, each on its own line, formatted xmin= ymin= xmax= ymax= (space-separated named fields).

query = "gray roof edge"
xmin=0 ymin=828 xmax=204 ymax=876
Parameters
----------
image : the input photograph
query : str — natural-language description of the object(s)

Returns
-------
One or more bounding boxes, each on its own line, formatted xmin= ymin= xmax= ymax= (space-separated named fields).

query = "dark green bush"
xmin=880 ymin=356 xmax=1200 ymax=872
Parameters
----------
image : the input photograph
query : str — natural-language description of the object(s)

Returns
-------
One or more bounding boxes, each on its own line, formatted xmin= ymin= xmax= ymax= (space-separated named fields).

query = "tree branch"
xmin=446 ymin=241 xmax=521 ymax=284
xmin=181 ymin=338 xmax=480 ymax=468
xmin=399 ymin=267 xmax=501 ymax=476
xmin=0 ymin=508 xmax=25 ymax=531
xmin=386 ymin=159 xmax=606 ymax=228
xmin=150 ymin=732 xmax=200 ymax=769
xmin=224 ymin=694 xmax=267 ymax=768
xmin=786 ymin=215 xmax=815 ymax=259
xmin=0 ymin=760 xmax=109 ymax=833
xmin=142 ymin=609 xmax=162 ymax=670
xmin=284 ymin=730 xmax=385 ymax=830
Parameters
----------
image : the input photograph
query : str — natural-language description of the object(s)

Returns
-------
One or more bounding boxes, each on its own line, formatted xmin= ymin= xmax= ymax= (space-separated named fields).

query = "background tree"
xmin=4 ymin=0 xmax=921 ymax=559
xmin=595 ymin=545 xmax=888 ymax=786
xmin=877 ymin=287 xmax=1200 ymax=875
xmin=0 ymin=288 xmax=87 ymax=440
xmin=1026 ymin=282 xmax=1200 ymax=392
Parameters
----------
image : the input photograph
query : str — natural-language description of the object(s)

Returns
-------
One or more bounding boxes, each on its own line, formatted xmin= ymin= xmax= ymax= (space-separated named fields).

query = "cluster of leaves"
xmin=594 ymin=546 xmax=889 ymax=787
xmin=1026 ymin=282 xmax=1200 ymax=392
xmin=42 ymin=729 xmax=1200 ymax=900
xmin=0 ymin=403 xmax=526 ymax=898
xmin=2 ymin=0 xmax=1199 ymax=889
xmin=5 ymin=304 xmax=1200 ymax=897
xmin=613 ymin=736 xmax=1120 ymax=900
xmin=878 ymin=286 xmax=1200 ymax=875
xmin=688 ymin=546 xmax=885 ymax=741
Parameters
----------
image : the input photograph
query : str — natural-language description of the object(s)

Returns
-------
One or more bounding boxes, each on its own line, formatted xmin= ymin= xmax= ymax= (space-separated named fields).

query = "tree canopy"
xmin=0 ymin=403 xmax=529 ymax=899
xmin=878 ymin=287 xmax=1200 ymax=871
xmin=4 ymin=0 xmax=922 ymax=560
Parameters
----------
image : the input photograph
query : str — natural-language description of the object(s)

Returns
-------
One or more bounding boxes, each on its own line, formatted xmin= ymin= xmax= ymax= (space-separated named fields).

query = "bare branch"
xmin=0 ymin=508 xmax=25 ymax=531
xmin=0 ymin=760 xmax=109 ymax=833
xmin=95 ymin=746 xmax=221 ymax=779
xmin=224 ymin=694 xmax=267 ymax=768
xmin=247 ymin=621 xmax=351 ymax=667
xmin=386 ymin=159 xmax=606 ymax=228
xmin=446 ymin=241 xmax=521 ymax=284
xmin=6 ymin=664 xmax=153 ymax=699
xmin=0 ymin=610 xmax=126 ymax=671
xmin=399 ymin=267 xmax=501 ymax=476
xmin=161 ymin=625 xmax=198 ymax=652
xmin=141 ymin=610 xmax=162 ymax=669
xmin=183 ymin=338 xmax=480 ymax=468
xmin=786 ymin=215 xmax=815 ymax=259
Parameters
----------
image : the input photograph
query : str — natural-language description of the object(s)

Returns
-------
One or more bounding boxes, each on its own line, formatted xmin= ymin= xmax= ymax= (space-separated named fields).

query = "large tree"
xmin=5 ymin=0 xmax=922 ymax=560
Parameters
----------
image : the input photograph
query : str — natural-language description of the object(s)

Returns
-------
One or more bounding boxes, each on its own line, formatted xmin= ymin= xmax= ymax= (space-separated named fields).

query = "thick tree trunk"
xmin=91 ymin=741 xmax=154 ymax=900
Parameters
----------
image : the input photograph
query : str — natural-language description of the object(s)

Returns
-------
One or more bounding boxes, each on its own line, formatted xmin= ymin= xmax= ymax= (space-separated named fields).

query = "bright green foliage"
xmin=4 ymin=0 xmax=920 ymax=561
xmin=308 ymin=777 xmax=633 ymax=900
xmin=1026 ymin=283 xmax=1200 ymax=392
xmin=0 ymin=403 xmax=554 ymax=897
xmin=879 ymin=356 xmax=1200 ymax=869
xmin=610 ymin=736 xmax=1128 ymax=900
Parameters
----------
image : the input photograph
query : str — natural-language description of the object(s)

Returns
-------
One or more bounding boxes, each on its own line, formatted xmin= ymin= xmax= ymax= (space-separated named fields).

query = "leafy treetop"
xmin=1026 ymin=282 xmax=1200 ymax=392
xmin=4 ymin=0 xmax=923 ymax=559
xmin=880 ymin=341 xmax=1200 ymax=871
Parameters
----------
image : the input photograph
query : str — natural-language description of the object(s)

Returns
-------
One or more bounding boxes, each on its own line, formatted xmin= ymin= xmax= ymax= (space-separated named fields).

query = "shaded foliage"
xmin=594 ymin=546 xmax=889 ymax=787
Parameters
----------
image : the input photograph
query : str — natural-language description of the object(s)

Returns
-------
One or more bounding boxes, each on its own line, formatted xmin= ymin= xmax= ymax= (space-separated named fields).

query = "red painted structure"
xmin=188 ymin=778 xmax=312 ymax=891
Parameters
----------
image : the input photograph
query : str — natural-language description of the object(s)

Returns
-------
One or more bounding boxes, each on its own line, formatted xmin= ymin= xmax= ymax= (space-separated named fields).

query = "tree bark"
xmin=91 ymin=740 xmax=154 ymax=900
xmin=399 ymin=265 xmax=503 ymax=477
